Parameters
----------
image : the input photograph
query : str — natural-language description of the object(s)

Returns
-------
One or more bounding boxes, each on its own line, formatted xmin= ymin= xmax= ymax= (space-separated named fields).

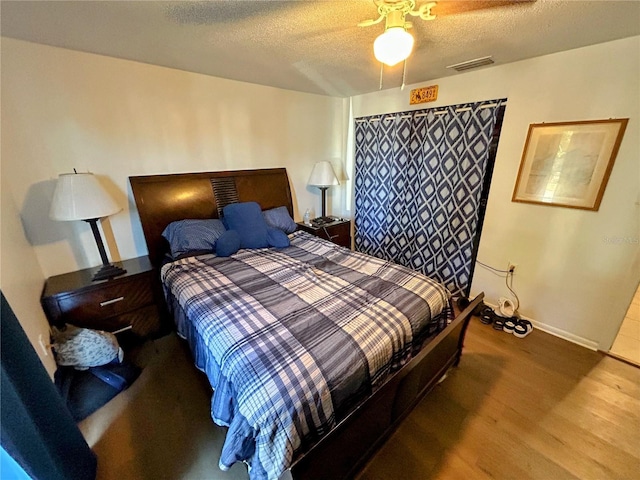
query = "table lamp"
xmin=307 ymin=161 xmax=339 ymax=220
xmin=49 ymin=172 xmax=126 ymax=281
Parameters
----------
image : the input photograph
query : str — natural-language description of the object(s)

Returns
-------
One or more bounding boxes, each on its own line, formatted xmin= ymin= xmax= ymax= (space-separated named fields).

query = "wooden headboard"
xmin=129 ymin=168 xmax=293 ymax=266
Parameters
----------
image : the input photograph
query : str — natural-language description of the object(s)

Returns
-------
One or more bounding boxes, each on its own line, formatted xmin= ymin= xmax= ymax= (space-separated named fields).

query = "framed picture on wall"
xmin=512 ymin=118 xmax=628 ymax=211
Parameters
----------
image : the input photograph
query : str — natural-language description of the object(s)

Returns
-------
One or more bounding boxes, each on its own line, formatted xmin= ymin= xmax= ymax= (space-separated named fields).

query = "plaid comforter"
xmin=161 ymin=231 xmax=451 ymax=480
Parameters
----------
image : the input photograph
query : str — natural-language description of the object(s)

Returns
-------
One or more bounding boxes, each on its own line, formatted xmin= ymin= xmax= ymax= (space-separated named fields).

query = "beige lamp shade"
xmin=308 ymin=161 xmax=340 ymax=187
xmin=50 ymin=172 xmax=120 ymax=221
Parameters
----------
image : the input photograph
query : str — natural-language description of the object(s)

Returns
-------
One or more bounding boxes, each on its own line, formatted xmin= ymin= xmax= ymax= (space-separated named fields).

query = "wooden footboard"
xmin=290 ymin=293 xmax=484 ymax=480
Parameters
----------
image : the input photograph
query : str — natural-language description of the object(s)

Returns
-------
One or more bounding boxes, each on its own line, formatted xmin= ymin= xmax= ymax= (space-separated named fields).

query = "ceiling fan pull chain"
xmin=401 ymin=58 xmax=408 ymax=90
xmin=379 ymin=62 xmax=384 ymax=90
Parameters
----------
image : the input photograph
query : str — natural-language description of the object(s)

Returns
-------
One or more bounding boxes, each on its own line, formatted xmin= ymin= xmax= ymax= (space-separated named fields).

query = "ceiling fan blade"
xmin=432 ymin=0 xmax=535 ymax=17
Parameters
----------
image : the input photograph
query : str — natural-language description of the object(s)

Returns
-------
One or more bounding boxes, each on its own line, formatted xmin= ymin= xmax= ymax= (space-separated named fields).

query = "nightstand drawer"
xmin=42 ymin=256 xmax=169 ymax=344
xmin=57 ymin=277 xmax=153 ymax=323
xmin=59 ymin=304 xmax=160 ymax=337
xmin=125 ymin=305 xmax=163 ymax=337
xmin=324 ymin=222 xmax=350 ymax=248
xmin=297 ymin=219 xmax=351 ymax=248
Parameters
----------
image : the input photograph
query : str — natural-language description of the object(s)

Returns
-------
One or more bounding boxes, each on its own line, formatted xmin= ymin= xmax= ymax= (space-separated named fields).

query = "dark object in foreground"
xmin=55 ymin=362 xmax=140 ymax=422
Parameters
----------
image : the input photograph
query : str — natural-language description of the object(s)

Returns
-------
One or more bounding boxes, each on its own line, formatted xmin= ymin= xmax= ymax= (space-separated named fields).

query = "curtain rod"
xmin=355 ymin=102 xmax=506 ymax=123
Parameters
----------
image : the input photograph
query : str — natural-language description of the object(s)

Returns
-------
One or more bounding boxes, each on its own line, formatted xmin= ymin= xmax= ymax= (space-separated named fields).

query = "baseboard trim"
xmin=479 ymin=300 xmax=599 ymax=351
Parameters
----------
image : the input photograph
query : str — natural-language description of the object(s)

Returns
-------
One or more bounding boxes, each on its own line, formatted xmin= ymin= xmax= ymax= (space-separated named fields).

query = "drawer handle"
xmin=322 ymin=227 xmax=339 ymax=241
xmin=100 ymin=297 xmax=124 ymax=307
xmin=112 ymin=325 xmax=133 ymax=335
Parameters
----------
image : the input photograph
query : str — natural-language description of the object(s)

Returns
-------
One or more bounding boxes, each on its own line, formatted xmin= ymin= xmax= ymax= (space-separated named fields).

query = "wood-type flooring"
xmin=80 ymin=316 xmax=640 ymax=480
xmin=358 ymin=318 xmax=640 ymax=480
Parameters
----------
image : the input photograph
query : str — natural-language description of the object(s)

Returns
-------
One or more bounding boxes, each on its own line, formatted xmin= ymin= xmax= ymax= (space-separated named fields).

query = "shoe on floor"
xmin=513 ymin=319 xmax=533 ymax=338
xmin=479 ymin=307 xmax=495 ymax=325
xmin=503 ymin=316 xmax=519 ymax=334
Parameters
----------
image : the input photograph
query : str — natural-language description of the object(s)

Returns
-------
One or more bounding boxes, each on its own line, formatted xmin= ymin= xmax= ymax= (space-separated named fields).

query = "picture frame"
xmin=512 ymin=118 xmax=628 ymax=211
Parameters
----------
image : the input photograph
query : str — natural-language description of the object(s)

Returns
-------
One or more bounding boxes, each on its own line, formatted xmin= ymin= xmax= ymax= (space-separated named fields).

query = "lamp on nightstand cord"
xmin=307 ymin=161 xmax=339 ymax=220
xmin=50 ymin=171 xmax=126 ymax=282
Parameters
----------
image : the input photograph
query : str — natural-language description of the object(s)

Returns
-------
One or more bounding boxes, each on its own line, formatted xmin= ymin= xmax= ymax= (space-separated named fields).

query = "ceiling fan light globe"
xmin=374 ymin=27 xmax=414 ymax=66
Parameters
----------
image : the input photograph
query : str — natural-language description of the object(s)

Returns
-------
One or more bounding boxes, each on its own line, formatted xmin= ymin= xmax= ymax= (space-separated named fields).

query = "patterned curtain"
xmin=354 ymin=99 xmax=505 ymax=296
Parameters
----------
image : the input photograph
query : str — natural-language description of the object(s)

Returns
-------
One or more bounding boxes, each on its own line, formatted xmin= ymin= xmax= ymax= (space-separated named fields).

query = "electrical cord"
xmin=476 ymin=259 xmax=521 ymax=313
xmin=476 ymin=260 xmax=509 ymax=274
xmin=506 ymin=270 xmax=520 ymax=313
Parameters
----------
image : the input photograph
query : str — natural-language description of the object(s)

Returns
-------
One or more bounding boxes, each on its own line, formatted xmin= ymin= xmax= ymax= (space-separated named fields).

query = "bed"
xmin=129 ymin=168 xmax=483 ymax=480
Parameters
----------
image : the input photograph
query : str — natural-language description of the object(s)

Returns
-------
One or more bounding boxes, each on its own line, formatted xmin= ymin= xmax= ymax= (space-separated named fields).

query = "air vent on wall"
xmin=446 ymin=56 xmax=495 ymax=72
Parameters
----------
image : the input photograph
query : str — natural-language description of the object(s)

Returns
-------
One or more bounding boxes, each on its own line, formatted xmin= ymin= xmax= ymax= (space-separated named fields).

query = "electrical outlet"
xmin=508 ymin=262 xmax=517 ymax=273
xmin=38 ymin=334 xmax=49 ymax=356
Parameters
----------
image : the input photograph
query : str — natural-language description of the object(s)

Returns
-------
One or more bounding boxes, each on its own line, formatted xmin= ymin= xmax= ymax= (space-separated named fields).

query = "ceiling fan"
xmin=358 ymin=0 xmax=436 ymax=67
xmin=358 ymin=0 xmax=535 ymax=86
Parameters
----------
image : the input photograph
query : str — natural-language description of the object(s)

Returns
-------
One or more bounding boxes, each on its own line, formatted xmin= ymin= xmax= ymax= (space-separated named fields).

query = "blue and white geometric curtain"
xmin=354 ymin=99 xmax=506 ymax=296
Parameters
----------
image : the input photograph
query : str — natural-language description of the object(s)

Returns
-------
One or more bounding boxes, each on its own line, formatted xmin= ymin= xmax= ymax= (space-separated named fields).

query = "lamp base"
xmin=92 ymin=263 xmax=127 ymax=282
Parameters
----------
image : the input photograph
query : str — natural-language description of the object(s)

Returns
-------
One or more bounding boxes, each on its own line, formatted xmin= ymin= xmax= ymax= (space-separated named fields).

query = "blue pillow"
xmin=267 ymin=227 xmax=290 ymax=248
xmin=263 ymin=206 xmax=297 ymax=234
xmin=222 ymin=202 xmax=269 ymax=249
xmin=162 ymin=219 xmax=226 ymax=258
xmin=215 ymin=230 xmax=241 ymax=257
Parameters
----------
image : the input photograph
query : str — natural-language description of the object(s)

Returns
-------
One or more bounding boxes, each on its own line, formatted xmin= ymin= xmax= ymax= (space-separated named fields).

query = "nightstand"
xmin=296 ymin=218 xmax=351 ymax=248
xmin=41 ymin=256 xmax=168 ymax=342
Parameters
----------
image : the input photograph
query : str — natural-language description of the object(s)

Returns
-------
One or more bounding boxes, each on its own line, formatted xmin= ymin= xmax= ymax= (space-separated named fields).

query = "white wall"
xmin=352 ymin=36 xmax=640 ymax=351
xmin=0 ymin=171 xmax=58 ymax=377
xmin=3 ymin=35 xmax=638 ymax=361
xmin=1 ymin=38 xmax=347 ymax=279
xmin=1 ymin=37 xmax=346 ymax=372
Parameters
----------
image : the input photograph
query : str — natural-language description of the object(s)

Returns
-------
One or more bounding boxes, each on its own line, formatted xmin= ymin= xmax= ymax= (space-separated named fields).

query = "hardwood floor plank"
xmin=478 ymin=391 xmax=631 ymax=479
xmin=83 ymin=315 xmax=640 ymax=480
xmin=433 ymin=450 xmax=493 ymax=480
xmin=448 ymin=363 xmax=640 ymax=479
xmin=537 ymin=413 xmax=640 ymax=479
xmin=358 ymin=318 xmax=640 ymax=480
xmin=457 ymin=333 xmax=640 ymax=454
xmin=584 ymin=358 xmax=640 ymax=397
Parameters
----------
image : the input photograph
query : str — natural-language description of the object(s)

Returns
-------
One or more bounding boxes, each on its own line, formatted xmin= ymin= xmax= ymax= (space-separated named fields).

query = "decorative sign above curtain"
xmin=353 ymin=99 xmax=506 ymax=296
xmin=410 ymin=85 xmax=438 ymax=105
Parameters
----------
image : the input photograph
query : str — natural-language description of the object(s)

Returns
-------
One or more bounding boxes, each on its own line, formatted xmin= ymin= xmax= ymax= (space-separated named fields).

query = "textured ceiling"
xmin=2 ymin=1 xmax=639 ymax=97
